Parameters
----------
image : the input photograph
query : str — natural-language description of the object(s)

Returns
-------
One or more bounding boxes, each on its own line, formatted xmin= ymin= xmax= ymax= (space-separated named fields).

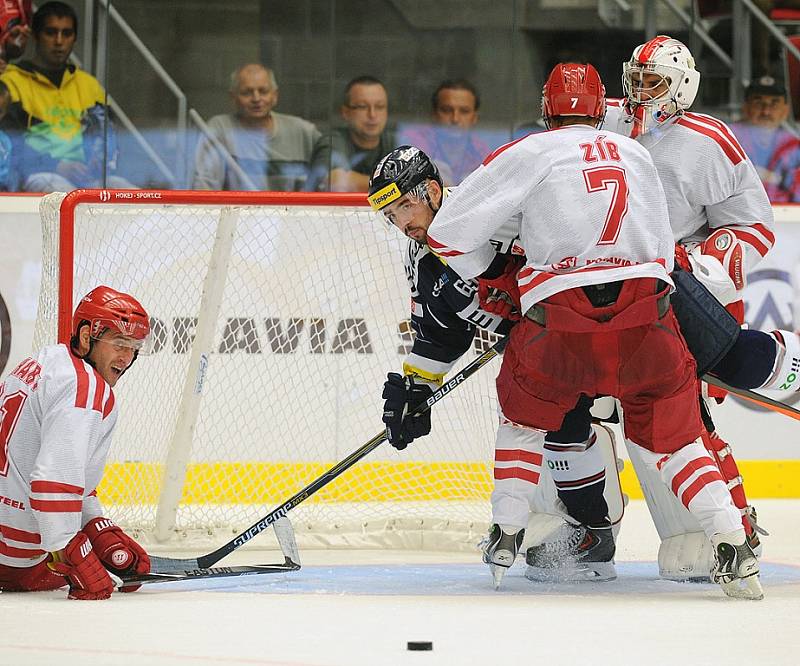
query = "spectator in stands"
xmin=0 ymin=1 xmax=31 ymax=73
xmin=398 ymin=79 xmax=491 ymax=186
xmin=731 ymin=76 xmax=800 ymax=202
xmin=0 ymin=1 xmax=133 ymax=192
xmin=192 ymin=63 xmax=321 ymax=191
xmin=309 ymin=75 xmax=396 ymax=192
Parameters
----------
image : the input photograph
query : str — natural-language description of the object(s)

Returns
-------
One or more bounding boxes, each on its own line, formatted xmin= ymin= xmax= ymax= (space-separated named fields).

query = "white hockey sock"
xmin=636 ymin=440 xmax=741 ymax=538
xmin=759 ymin=330 xmax=800 ymax=392
xmin=491 ymin=422 xmax=545 ymax=529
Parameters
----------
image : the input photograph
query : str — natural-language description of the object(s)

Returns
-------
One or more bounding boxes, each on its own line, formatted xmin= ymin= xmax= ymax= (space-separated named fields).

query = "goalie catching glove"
xmin=478 ymin=255 xmax=524 ymax=321
xmin=83 ymin=516 xmax=150 ymax=592
xmin=382 ymin=373 xmax=434 ymax=449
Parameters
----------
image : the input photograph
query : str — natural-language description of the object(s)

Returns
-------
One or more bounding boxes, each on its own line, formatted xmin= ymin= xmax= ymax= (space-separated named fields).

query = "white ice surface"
xmin=2 ymin=500 xmax=800 ymax=666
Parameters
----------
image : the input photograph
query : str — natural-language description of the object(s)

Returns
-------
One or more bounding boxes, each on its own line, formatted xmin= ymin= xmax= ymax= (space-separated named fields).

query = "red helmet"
xmin=72 ymin=285 xmax=150 ymax=343
xmin=541 ymin=63 xmax=606 ymax=129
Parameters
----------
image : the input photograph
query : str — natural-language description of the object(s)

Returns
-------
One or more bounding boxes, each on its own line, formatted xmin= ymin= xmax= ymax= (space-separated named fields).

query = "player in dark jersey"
xmin=368 ymin=145 xmax=625 ymax=587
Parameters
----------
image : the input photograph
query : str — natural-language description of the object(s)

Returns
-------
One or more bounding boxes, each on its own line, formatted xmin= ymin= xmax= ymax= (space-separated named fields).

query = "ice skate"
xmin=480 ymin=524 xmax=524 ymax=589
xmin=711 ymin=530 xmax=764 ymax=600
xmin=525 ymin=522 xmax=616 ymax=582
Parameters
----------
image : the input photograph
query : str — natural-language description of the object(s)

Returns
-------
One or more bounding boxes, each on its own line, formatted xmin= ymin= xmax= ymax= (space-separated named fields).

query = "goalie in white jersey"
xmin=603 ymin=35 xmax=800 ymax=579
xmin=0 ymin=285 xmax=151 ymax=600
xmin=426 ymin=62 xmax=763 ymax=600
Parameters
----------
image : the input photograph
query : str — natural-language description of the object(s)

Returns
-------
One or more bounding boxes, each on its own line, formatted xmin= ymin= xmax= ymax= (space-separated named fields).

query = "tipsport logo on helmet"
xmin=368 ymin=182 xmax=401 ymax=211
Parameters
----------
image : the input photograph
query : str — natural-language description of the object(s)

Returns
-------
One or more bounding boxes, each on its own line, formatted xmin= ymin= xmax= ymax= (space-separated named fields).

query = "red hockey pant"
xmin=497 ymin=278 xmax=703 ymax=453
xmin=0 ymin=558 xmax=65 ymax=591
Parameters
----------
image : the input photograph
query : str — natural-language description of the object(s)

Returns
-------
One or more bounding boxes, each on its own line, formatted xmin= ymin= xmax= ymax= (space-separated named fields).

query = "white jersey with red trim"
xmin=427 ymin=124 xmax=675 ymax=314
xmin=0 ymin=344 xmax=116 ymax=566
xmin=604 ymin=101 xmax=775 ymax=268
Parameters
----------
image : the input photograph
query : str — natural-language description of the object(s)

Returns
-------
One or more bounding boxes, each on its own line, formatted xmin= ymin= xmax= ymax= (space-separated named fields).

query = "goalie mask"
xmin=542 ymin=62 xmax=606 ymax=129
xmin=71 ymin=286 xmax=152 ymax=364
xmin=367 ymin=145 xmax=442 ymax=212
xmin=622 ymin=35 xmax=700 ymax=134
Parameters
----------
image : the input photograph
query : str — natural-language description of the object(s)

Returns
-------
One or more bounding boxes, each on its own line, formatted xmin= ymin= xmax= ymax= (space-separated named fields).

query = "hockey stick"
xmin=148 ymin=335 xmax=508 ymax=574
xmin=121 ymin=561 xmax=300 ymax=586
xmin=703 ymin=374 xmax=800 ymax=421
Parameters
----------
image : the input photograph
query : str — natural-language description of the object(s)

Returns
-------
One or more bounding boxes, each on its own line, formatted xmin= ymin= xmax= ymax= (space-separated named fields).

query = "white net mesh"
xmin=35 ymin=192 xmax=499 ymax=550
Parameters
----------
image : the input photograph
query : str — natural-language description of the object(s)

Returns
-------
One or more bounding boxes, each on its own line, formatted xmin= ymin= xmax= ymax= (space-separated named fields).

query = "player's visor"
xmin=90 ymin=318 xmax=154 ymax=354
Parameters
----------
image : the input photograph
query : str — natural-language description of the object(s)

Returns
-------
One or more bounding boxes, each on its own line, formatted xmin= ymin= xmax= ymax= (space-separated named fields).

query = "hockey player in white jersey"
xmin=426 ymin=62 xmax=763 ymax=600
xmin=604 ymin=35 xmax=800 ymax=579
xmin=0 ymin=285 xmax=151 ymax=600
xmin=368 ymin=145 xmax=626 ymax=587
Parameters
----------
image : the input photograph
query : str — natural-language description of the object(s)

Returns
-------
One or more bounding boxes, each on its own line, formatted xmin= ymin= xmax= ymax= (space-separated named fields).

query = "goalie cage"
xmin=33 ymin=190 xmax=505 ymax=551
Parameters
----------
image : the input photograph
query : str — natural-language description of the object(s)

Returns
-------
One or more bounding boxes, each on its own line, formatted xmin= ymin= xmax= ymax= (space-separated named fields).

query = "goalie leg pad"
xmin=639 ymin=440 xmax=742 ymax=537
xmin=669 ymin=266 xmax=741 ymax=377
xmin=710 ymin=328 xmax=777 ymax=390
xmin=544 ymin=431 xmax=610 ymax=529
xmin=525 ymin=423 xmax=625 ymax=549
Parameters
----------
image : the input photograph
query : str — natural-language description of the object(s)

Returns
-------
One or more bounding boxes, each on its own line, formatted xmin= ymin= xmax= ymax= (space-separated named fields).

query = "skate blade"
xmin=524 ymin=561 xmax=617 ymax=583
xmin=490 ymin=563 xmax=507 ymax=590
xmin=719 ymin=573 xmax=764 ymax=600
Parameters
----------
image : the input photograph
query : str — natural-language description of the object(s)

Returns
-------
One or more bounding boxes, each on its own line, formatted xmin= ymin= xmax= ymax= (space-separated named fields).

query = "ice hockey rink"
xmin=0 ymin=499 xmax=798 ymax=666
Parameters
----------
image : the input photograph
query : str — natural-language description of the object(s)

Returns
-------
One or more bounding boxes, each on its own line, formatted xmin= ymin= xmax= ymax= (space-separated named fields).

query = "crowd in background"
xmin=1 ymin=1 xmax=800 ymax=203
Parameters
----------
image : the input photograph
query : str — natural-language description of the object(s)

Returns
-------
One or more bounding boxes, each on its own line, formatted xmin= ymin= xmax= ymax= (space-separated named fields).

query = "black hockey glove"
xmin=382 ymin=373 xmax=434 ymax=450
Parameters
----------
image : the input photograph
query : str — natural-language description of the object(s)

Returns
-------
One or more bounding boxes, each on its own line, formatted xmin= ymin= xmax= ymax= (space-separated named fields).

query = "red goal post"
xmin=34 ymin=189 xmax=499 ymax=550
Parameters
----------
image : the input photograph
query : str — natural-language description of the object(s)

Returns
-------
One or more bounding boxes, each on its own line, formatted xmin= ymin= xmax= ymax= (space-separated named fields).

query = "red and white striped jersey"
xmin=604 ymin=101 xmax=775 ymax=268
xmin=0 ymin=344 xmax=117 ymax=566
xmin=427 ymin=124 xmax=675 ymax=313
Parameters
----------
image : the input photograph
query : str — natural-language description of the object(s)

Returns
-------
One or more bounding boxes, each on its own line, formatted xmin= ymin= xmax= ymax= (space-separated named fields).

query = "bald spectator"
xmin=309 ymin=75 xmax=396 ymax=192
xmin=192 ymin=63 xmax=321 ymax=191
xmin=398 ymin=78 xmax=491 ymax=185
xmin=730 ymin=76 xmax=800 ymax=202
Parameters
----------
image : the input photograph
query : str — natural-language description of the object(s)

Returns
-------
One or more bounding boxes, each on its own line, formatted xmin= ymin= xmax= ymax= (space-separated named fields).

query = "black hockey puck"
xmin=407 ymin=641 xmax=433 ymax=651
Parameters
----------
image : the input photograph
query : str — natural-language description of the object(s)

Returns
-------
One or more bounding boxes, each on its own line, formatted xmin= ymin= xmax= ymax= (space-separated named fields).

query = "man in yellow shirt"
xmin=0 ymin=1 xmax=133 ymax=191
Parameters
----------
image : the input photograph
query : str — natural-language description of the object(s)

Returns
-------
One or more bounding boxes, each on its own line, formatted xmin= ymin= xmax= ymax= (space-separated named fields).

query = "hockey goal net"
xmin=34 ymin=190 xmax=500 ymax=550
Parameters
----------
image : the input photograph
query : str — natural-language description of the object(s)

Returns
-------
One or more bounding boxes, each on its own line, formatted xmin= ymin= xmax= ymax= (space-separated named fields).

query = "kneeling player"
xmin=0 ymin=286 xmax=152 ymax=600
xmin=368 ymin=146 xmax=624 ymax=587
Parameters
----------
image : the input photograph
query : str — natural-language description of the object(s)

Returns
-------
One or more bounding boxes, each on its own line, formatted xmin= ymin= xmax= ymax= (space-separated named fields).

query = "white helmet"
xmin=622 ymin=36 xmax=700 ymax=134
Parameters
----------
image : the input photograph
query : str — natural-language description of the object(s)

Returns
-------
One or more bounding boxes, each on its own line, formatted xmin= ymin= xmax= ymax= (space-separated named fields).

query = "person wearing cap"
xmin=730 ymin=76 xmax=800 ymax=202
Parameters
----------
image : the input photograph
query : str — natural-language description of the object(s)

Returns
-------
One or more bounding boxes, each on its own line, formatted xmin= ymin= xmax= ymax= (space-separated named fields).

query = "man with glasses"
xmin=0 ymin=286 xmax=152 ymax=600
xmin=309 ymin=76 xmax=396 ymax=192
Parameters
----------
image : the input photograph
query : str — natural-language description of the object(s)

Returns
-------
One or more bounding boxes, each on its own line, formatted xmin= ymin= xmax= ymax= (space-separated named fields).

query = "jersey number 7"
xmin=583 ymin=166 xmax=629 ymax=245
